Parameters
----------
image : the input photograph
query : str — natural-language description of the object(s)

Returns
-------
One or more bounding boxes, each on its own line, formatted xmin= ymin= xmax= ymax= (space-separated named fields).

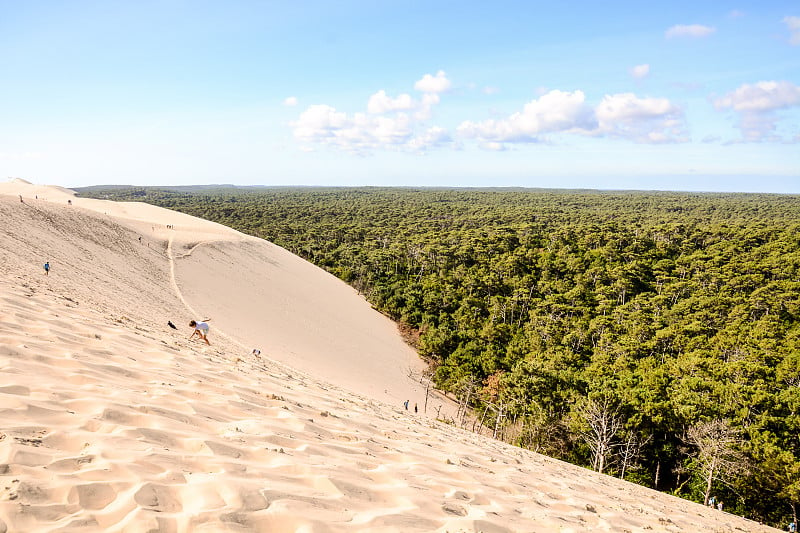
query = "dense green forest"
xmin=77 ymin=186 xmax=800 ymax=527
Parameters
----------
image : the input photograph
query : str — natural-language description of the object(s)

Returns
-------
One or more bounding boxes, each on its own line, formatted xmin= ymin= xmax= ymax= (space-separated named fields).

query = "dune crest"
xmin=0 ymin=182 xmax=779 ymax=532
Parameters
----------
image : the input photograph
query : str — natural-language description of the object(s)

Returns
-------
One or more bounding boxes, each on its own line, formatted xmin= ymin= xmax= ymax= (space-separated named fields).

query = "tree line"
xmin=76 ymin=185 xmax=800 ymax=527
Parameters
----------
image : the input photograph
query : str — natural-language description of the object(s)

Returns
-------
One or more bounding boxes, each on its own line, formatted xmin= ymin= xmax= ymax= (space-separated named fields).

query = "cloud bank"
xmin=291 ymin=73 xmax=799 ymax=154
xmin=291 ymin=72 xmax=689 ymax=153
xmin=458 ymin=91 xmax=686 ymax=147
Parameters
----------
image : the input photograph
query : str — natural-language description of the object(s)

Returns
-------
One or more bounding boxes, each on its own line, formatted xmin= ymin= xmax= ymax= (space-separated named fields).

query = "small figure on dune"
xmin=167 ymin=320 xmax=177 ymax=330
xmin=414 ymin=403 xmax=418 ymax=413
xmin=189 ymin=319 xmax=211 ymax=345
xmin=404 ymin=400 xmax=409 ymax=410
xmin=43 ymin=261 xmax=50 ymax=276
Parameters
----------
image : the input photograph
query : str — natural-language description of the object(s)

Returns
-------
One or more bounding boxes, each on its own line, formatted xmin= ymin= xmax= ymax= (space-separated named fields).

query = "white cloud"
xmin=784 ymin=16 xmax=800 ymax=45
xmin=630 ymin=64 xmax=650 ymax=79
xmin=714 ymin=80 xmax=800 ymax=112
xmin=291 ymin=76 xmax=452 ymax=154
xmin=714 ymin=80 xmax=800 ymax=142
xmin=457 ymin=90 xmax=595 ymax=143
xmin=457 ymin=90 xmax=685 ymax=146
xmin=364 ymin=90 xmax=440 ymax=120
xmin=414 ymin=70 xmax=452 ymax=93
xmin=283 ymin=96 xmax=298 ymax=107
xmin=595 ymin=93 xmax=686 ymax=143
xmin=415 ymin=93 xmax=440 ymax=120
xmin=665 ymin=24 xmax=716 ymax=38
xmin=292 ymin=105 xmax=349 ymax=144
xmin=367 ymin=90 xmax=416 ymax=114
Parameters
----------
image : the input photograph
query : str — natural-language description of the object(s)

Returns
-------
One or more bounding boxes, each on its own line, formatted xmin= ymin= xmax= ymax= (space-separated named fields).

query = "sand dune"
xmin=0 ymin=180 xmax=779 ymax=532
xmin=174 ymin=238 xmax=430 ymax=406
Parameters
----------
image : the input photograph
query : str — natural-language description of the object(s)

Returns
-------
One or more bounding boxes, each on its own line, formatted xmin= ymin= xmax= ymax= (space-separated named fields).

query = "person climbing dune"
xmin=189 ymin=319 xmax=211 ymax=345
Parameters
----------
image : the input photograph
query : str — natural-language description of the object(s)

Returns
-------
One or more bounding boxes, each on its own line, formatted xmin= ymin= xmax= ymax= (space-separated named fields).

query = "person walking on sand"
xmin=43 ymin=262 xmax=50 ymax=276
xmin=189 ymin=319 xmax=211 ymax=345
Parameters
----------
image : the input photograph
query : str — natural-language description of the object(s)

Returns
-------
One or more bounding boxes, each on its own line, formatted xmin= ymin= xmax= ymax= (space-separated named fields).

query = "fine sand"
xmin=0 ymin=179 xmax=780 ymax=532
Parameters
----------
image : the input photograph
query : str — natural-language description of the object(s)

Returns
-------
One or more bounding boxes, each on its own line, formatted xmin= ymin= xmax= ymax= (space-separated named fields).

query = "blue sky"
xmin=1 ymin=1 xmax=799 ymax=193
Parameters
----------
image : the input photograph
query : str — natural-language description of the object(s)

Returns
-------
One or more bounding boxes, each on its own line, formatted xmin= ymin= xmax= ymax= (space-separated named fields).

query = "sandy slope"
xmin=0 ymin=180 xmax=780 ymax=532
xmin=174 ymin=238 xmax=430 ymax=407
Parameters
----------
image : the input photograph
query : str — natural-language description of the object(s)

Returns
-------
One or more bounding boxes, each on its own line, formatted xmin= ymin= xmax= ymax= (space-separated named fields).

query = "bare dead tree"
xmin=617 ymin=431 xmax=651 ymax=480
xmin=578 ymin=397 xmax=624 ymax=474
xmin=474 ymin=404 xmax=490 ymax=433
xmin=420 ymin=370 xmax=434 ymax=414
xmin=493 ymin=400 xmax=506 ymax=440
xmin=456 ymin=375 xmax=480 ymax=428
xmin=685 ymin=419 xmax=746 ymax=506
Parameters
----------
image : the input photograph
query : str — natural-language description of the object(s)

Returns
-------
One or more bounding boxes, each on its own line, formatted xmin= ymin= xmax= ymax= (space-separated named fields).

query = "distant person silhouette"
xmin=43 ymin=262 xmax=50 ymax=276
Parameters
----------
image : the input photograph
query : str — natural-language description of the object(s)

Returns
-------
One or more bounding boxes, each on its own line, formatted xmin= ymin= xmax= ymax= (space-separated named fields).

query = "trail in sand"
xmin=167 ymin=233 xmax=199 ymax=318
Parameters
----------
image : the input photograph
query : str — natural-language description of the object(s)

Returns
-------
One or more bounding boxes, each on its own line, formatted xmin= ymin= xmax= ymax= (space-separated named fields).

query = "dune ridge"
xmin=0 ymin=181 xmax=779 ymax=532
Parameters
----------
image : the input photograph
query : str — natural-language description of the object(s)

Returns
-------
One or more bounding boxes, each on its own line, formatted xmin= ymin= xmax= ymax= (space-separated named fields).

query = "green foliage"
xmin=76 ymin=185 xmax=800 ymax=526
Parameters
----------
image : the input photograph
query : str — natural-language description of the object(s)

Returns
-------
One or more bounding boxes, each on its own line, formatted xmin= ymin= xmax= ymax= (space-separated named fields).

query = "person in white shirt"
xmin=189 ymin=319 xmax=211 ymax=345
